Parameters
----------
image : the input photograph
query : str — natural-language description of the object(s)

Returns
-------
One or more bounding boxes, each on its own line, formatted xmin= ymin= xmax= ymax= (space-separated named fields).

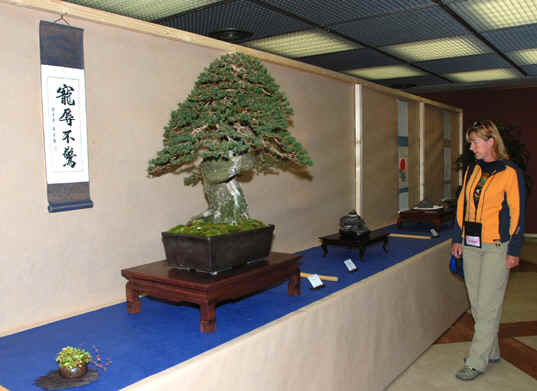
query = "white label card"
xmin=344 ymin=259 xmax=357 ymax=271
xmin=466 ymin=235 xmax=481 ymax=247
xmin=307 ymin=274 xmax=324 ymax=289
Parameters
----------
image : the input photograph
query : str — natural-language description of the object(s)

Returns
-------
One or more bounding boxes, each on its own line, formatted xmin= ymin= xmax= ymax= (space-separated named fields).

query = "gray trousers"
xmin=462 ymin=242 xmax=510 ymax=372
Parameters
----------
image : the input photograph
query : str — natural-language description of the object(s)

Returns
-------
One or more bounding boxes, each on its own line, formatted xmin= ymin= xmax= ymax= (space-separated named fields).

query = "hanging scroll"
xmin=40 ymin=21 xmax=93 ymax=212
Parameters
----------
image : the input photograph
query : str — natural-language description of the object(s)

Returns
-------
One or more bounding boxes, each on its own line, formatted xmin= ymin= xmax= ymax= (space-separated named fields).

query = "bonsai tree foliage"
xmin=148 ymin=52 xmax=313 ymax=224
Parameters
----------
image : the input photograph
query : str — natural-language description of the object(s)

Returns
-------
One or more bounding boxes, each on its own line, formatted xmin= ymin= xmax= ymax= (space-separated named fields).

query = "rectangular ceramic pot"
xmin=162 ymin=224 xmax=275 ymax=273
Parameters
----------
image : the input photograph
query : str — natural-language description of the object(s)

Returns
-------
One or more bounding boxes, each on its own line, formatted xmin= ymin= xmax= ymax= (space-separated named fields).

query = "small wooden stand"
xmin=121 ymin=252 xmax=302 ymax=333
xmin=397 ymin=208 xmax=455 ymax=231
xmin=319 ymin=231 xmax=389 ymax=260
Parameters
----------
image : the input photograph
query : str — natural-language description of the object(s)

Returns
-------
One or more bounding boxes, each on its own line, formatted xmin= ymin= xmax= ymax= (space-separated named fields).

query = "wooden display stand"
xmin=397 ymin=208 xmax=455 ymax=231
xmin=319 ymin=231 xmax=389 ymax=260
xmin=121 ymin=252 xmax=302 ymax=333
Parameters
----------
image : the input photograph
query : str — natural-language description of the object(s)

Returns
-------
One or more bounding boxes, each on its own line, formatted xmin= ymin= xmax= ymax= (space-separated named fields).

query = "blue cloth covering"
xmin=0 ymin=223 xmax=452 ymax=391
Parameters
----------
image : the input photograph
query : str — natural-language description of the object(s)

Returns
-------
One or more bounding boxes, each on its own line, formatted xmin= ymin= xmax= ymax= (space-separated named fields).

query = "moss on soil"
xmin=168 ymin=218 xmax=266 ymax=237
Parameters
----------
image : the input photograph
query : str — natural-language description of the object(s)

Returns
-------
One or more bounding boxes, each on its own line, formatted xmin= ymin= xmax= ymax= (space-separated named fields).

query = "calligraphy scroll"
xmin=40 ymin=21 xmax=93 ymax=212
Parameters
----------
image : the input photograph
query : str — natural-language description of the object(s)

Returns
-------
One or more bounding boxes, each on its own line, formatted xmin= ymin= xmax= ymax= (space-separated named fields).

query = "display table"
xmin=397 ymin=208 xmax=455 ymax=231
xmin=122 ymin=239 xmax=467 ymax=391
xmin=319 ymin=231 xmax=389 ymax=260
xmin=121 ymin=252 xmax=302 ymax=333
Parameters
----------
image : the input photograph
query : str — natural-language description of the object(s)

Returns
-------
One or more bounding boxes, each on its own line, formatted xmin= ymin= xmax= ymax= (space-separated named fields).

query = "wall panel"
xmin=423 ymin=105 xmax=444 ymax=202
xmin=362 ymin=87 xmax=398 ymax=227
xmin=407 ymin=101 xmax=420 ymax=208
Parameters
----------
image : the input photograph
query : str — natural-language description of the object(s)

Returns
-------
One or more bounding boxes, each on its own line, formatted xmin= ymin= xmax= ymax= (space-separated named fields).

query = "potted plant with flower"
xmin=148 ymin=52 xmax=312 ymax=273
xmin=56 ymin=346 xmax=92 ymax=378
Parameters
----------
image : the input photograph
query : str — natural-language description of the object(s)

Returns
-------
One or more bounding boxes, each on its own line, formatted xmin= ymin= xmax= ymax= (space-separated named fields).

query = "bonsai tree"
xmin=148 ymin=52 xmax=312 ymax=225
xmin=56 ymin=346 xmax=92 ymax=370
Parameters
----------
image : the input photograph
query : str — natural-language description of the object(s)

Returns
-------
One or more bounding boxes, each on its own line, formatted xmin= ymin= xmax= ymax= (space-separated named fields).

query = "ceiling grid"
xmin=61 ymin=0 xmax=537 ymax=91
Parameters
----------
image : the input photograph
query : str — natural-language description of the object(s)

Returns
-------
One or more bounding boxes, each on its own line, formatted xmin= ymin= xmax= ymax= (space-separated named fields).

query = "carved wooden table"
xmin=397 ymin=208 xmax=455 ymax=231
xmin=121 ymin=252 xmax=302 ymax=333
xmin=319 ymin=231 xmax=389 ymax=260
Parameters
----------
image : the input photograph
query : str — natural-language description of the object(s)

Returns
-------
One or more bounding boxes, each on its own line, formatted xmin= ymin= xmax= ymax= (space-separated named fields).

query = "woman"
xmin=451 ymin=120 xmax=525 ymax=381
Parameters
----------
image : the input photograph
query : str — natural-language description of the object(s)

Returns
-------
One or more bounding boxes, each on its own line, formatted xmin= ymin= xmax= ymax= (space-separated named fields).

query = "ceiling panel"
xmin=417 ymin=53 xmax=512 ymax=74
xmin=481 ymin=23 xmax=537 ymax=51
xmin=447 ymin=0 xmax=537 ymax=32
xmin=298 ymin=49 xmax=402 ymax=71
xmin=60 ymin=0 xmax=537 ymax=91
xmin=64 ymin=0 xmax=222 ymax=20
xmin=157 ymin=0 xmax=311 ymax=42
xmin=521 ymin=64 xmax=537 ymax=75
xmin=244 ymin=30 xmax=361 ymax=58
xmin=259 ymin=0 xmax=436 ymax=26
xmin=445 ymin=67 xmax=522 ymax=82
xmin=382 ymin=35 xmax=491 ymax=62
xmin=332 ymin=5 xmax=469 ymax=47
xmin=377 ymin=75 xmax=450 ymax=89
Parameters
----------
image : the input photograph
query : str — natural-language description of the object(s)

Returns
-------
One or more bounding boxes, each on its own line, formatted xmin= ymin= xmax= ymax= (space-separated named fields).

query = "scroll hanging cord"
xmin=53 ymin=14 xmax=70 ymax=25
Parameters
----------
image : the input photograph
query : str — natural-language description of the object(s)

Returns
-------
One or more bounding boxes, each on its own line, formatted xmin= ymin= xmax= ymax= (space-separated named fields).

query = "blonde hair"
xmin=465 ymin=120 xmax=509 ymax=160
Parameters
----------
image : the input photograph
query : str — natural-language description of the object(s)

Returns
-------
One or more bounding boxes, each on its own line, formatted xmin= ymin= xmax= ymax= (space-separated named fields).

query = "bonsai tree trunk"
xmin=190 ymin=154 xmax=254 ymax=224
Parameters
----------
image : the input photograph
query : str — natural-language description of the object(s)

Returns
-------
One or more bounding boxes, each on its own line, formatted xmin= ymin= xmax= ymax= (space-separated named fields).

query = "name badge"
xmin=464 ymin=221 xmax=482 ymax=248
xmin=465 ymin=235 xmax=481 ymax=247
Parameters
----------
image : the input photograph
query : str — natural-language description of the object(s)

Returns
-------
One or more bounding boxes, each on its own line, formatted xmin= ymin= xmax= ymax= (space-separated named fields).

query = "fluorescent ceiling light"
xmin=245 ymin=30 xmax=361 ymax=58
xmin=509 ymin=48 xmax=537 ymax=65
xmin=455 ymin=0 xmax=537 ymax=31
xmin=65 ymin=0 xmax=220 ymax=20
xmin=345 ymin=65 xmax=425 ymax=80
xmin=446 ymin=68 xmax=520 ymax=83
xmin=383 ymin=36 xmax=489 ymax=62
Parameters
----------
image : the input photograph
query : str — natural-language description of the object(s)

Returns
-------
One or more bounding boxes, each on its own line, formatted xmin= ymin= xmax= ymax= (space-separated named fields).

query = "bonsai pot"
xmin=162 ymin=224 xmax=275 ymax=273
xmin=59 ymin=363 xmax=88 ymax=378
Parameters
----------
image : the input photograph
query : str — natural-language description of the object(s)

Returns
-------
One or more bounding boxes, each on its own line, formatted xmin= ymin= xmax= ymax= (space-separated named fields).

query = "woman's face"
xmin=468 ymin=132 xmax=495 ymax=162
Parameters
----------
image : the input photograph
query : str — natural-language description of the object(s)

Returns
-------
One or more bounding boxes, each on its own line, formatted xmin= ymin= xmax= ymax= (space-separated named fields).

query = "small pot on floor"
xmin=58 ymin=363 xmax=88 ymax=378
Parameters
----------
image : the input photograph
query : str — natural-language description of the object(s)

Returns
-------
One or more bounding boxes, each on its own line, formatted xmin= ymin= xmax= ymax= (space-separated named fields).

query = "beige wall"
xmin=361 ymin=87 xmax=398 ymax=228
xmin=423 ymin=104 xmax=445 ymax=202
xmin=0 ymin=3 xmax=355 ymax=336
xmin=423 ymin=106 xmax=461 ymax=202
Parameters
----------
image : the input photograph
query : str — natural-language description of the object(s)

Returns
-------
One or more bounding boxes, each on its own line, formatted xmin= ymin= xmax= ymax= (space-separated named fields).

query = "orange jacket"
xmin=453 ymin=159 xmax=525 ymax=256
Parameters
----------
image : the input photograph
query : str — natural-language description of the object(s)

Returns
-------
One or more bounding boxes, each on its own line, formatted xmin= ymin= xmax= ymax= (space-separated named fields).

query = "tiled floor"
xmin=386 ymin=241 xmax=537 ymax=390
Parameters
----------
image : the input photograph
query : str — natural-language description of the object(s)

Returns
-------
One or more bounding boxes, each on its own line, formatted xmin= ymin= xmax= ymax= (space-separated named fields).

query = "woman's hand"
xmin=506 ymin=255 xmax=520 ymax=269
xmin=451 ymin=242 xmax=462 ymax=258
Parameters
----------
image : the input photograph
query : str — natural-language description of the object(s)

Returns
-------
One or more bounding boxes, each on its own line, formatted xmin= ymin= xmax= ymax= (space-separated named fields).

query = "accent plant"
xmin=56 ymin=346 xmax=92 ymax=370
xmin=147 ymin=52 xmax=312 ymax=226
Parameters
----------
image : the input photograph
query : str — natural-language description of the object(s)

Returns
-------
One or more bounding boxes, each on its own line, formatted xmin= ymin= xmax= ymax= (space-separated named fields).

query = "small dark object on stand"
xmin=339 ymin=210 xmax=369 ymax=239
xmin=34 ymin=369 xmax=98 ymax=390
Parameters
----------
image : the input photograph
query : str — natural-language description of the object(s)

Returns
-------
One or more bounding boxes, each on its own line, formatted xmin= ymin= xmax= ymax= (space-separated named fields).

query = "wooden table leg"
xmin=359 ymin=246 xmax=365 ymax=261
xmin=382 ymin=236 xmax=389 ymax=252
xmin=396 ymin=217 xmax=402 ymax=229
xmin=126 ymin=281 xmax=141 ymax=314
xmin=200 ymin=302 xmax=216 ymax=333
xmin=434 ymin=217 xmax=441 ymax=232
xmin=321 ymin=242 xmax=328 ymax=257
xmin=288 ymin=269 xmax=301 ymax=296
